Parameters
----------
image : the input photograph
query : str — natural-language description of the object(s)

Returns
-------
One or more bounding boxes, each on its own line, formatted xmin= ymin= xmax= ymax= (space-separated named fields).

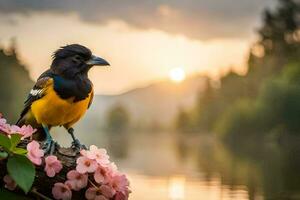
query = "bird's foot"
xmin=67 ymin=127 xmax=87 ymax=151
xmin=42 ymin=139 xmax=59 ymax=154
xmin=71 ymin=139 xmax=87 ymax=151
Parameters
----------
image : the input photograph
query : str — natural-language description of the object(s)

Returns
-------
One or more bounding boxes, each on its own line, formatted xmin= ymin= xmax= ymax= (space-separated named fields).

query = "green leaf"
xmin=13 ymin=148 xmax=27 ymax=155
xmin=10 ymin=134 xmax=21 ymax=150
xmin=0 ymin=134 xmax=11 ymax=151
xmin=0 ymin=188 xmax=31 ymax=200
xmin=0 ymin=151 xmax=8 ymax=158
xmin=7 ymin=155 xmax=35 ymax=193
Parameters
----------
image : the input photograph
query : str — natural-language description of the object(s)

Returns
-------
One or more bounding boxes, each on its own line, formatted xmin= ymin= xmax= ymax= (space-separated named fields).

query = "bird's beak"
xmin=86 ymin=55 xmax=110 ymax=66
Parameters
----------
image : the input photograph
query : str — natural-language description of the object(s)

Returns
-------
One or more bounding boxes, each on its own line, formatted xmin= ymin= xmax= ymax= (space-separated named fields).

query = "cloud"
xmin=0 ymin=0 xmax=276 ymax=40
xmin=0 ymin=13 xmax=251 ymax=94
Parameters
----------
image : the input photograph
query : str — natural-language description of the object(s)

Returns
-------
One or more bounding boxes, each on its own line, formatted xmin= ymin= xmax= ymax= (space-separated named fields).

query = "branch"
xmin=0 ymin=140 xmax=86 ymax=199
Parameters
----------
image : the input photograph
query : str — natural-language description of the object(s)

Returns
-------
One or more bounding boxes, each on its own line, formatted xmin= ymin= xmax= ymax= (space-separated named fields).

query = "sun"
xmin=169 ymin=67 xmax=186 ymax=83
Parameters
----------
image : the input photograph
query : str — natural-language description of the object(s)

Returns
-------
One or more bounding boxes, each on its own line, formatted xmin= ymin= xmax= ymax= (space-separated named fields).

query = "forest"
xmin=0 ymin=44 xmax=33 ymax=123
xmin=176 ymin=0 xmax=300 ymax=146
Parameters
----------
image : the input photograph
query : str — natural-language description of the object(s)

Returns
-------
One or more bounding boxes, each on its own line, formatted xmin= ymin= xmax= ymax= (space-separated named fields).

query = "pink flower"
xmin=3 ymin=175 xmax=17 ymax=191
xmin=27 ymin=140 xmax=44 ymax=165
xmin=52 ymin=182 xmax=72 ymax=200
xmin=44 ymin=156 xmax=63 ymax=177
xmin=94 ymin=166 xmax=109 ymax=184
xmin=76 ymin=156 xmax=98 ymax=174
xmin=10 ymin=125 xmax=36 ymax=139
xmin=66 ymin=170 xmax=88 ymax=191
xmin=115 ymin=192 xmax=129 ymax=200
xmin=86 ymin=145 xmax=110 ymax=166
xmin=80 ymin=149 xmax=88 ymax=156
xmin=107 ymin=162 xmax=118 ymax=173
xmin=100 ymin=184 xmax=116 ymax=199
xmin=0 ymin=118 xmax=11 ymax=134
xmin=93 ymin=163 xmax=118 ymax=185
xmin=9 ymin=125 xmax=20 ymax=133
xmin=110 ymin=174 xmax=130 ymax=194
xmin=85 ymin=187 xmax=108 ymax=200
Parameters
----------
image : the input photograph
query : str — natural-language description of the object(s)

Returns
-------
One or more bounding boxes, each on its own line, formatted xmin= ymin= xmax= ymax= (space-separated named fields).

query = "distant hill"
xmin=79 ymin=75 xmax=206 ymax=131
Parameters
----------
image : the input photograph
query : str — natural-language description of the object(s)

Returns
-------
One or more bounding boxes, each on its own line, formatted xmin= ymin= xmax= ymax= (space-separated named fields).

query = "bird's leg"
xmin=67 ymin=127 xmax=86 ymax=150
xmin=42 ymin=124 xmax=58 ymax=154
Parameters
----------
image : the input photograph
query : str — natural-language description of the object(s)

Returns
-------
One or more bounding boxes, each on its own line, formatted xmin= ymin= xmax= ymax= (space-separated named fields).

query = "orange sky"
xmin=0 ymin=8 xmax=267 ymax=94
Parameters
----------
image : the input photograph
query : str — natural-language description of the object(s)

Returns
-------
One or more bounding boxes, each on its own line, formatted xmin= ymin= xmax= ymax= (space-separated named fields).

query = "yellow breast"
xmin=31 ymin=83 xmax=92 ymax=128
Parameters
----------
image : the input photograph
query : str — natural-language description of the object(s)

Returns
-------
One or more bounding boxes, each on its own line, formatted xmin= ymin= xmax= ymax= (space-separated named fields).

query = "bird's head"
xmin=51 ymin=44 xmax=110 ymax=78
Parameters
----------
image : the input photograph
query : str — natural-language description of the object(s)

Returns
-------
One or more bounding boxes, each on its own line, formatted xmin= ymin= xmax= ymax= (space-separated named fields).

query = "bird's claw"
xmin=68 ymin=127 xmax=86 ymax=151
xmin=71 ymin=139 xmax=87 ymax=151
xmin=42 ymin=139 xmax=59 ymax=154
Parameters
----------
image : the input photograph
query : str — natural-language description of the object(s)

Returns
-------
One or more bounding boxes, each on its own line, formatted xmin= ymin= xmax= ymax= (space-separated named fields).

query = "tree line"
xmin=176 ymin=0 xmax=300 ymax=144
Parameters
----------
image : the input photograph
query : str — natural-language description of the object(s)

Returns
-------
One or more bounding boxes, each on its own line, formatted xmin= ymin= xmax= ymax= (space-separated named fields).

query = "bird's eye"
xmin=72 ymin=55 xmax=82 ymax=63
xmin=74 ymin=55 xmax=81 ymax=60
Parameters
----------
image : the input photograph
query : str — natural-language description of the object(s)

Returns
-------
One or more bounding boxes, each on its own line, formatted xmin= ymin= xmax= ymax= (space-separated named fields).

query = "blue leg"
xmin=67 ymin=127 xmax=87 ymax=150
xmin=42 ymin=124 xmax=52 ymax=141
xmin=42 ymin=124 xmax=57 ymax=154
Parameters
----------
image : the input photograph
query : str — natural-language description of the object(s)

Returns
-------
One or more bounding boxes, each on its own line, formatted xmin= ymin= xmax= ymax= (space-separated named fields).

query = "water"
xmin=53 ymin=130 xmax=300 ymax=200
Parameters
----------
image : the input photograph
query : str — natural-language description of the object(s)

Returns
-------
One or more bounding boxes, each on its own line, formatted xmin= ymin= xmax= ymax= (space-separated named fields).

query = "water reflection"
xmin=168 ymin=176 xmax=185 ymax=200
xmin=128 ymin=174 xmax=252 ymax=200
xmin=174 ymin=134 xmax=300 ymax=200
xmin=53 ymin=130 xmax=300 ymax=200
xmin=106 ymin=132 xmax=129 ymax=159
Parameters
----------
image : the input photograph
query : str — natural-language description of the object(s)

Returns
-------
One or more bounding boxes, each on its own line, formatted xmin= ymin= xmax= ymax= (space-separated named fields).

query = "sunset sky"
xmin=0 ymin=0 xmax=275 ymax=94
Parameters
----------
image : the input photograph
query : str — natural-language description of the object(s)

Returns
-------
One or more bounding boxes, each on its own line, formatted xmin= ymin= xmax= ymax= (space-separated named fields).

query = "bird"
xmin=16 ymin=44 xmax=110 ymax=153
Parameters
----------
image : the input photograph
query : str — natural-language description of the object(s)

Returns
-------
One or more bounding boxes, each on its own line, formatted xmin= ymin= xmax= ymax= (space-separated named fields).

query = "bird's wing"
xmin=88 ymin=89 xmax=94 ymax=109
xmin=17 ymin=70 xmax=54 ymax=124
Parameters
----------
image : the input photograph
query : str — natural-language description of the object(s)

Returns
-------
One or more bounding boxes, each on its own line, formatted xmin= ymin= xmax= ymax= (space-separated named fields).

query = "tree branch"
xmin=0 ymin=140 xmax=86 ymax=199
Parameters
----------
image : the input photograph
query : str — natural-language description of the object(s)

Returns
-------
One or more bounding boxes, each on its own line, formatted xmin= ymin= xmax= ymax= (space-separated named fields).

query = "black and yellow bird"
xmin=16 ymin=44 xmax=110 ymax=152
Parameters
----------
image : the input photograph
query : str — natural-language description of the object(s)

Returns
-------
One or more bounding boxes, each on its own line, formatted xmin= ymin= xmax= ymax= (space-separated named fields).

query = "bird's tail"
xmin=32 ymin=127 xmax=47 ymax=141
xmin=16 ymin=116 xmax=23 ymax=126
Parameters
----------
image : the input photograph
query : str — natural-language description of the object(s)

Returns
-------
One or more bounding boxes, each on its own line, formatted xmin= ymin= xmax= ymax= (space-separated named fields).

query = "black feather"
xmin=52 ymin=74 xmax=92 ymax=102
xmin=52 ymin=44 xmax=92 ymax=60
xmin=17 ymin=44 xmax=95 ymax=125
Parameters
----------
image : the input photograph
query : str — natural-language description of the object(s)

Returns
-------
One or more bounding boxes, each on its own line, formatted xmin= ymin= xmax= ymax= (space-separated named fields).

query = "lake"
xmin=53 ymin=130 xmax=300 ymax=200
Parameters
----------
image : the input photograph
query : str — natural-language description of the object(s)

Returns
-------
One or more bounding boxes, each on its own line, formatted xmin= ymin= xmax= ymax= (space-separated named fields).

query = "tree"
xmin=0 ymin=42 xmax=34 ymax=122
xmin=106 ymin=104 xmax=130 ymax=133
xmin=173 ymin=0 xmax=300 ymax=137
xmin=175 ymin=108 xmax=192 ymax=133
xmin=258 ymin=0 xmax=300 ymax=59
xmin=193 ymin=78 xmax=218 ymax=132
